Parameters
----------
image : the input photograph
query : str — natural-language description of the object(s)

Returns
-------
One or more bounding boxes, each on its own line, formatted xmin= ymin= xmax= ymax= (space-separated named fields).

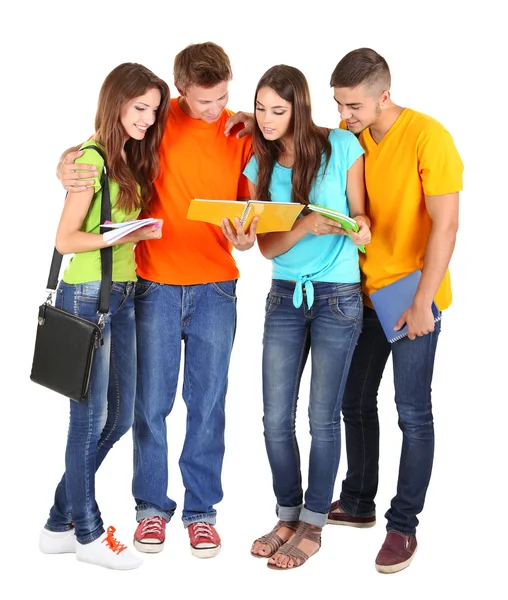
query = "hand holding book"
xmin=306 ymin=204 xmax=369 ymax=252
xmin=100 ymin=218 xmax=162 ymax=244
xmin=187 ymin=199 xmax=305 ymax=234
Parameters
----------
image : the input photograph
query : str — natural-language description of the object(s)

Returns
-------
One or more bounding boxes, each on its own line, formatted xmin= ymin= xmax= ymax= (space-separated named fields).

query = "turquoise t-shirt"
xmin=63 ymin=141 xmax=141 ymax=284
xmin=243 ymin=128 xmax=364 ymax=307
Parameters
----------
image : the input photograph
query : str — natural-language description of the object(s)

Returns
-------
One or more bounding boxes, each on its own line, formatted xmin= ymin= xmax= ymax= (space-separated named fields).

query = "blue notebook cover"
xmin=370 ymin=270 xmax=441 ymax=343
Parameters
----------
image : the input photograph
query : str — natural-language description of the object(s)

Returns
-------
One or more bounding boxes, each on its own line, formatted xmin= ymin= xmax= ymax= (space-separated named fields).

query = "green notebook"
xmin=307 ymin=204 xmax=365 ymax=253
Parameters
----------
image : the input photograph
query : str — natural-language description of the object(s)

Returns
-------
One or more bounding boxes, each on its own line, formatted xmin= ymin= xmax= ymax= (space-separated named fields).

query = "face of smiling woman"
xmin=120 ymin=87 xmax=161 ymax=142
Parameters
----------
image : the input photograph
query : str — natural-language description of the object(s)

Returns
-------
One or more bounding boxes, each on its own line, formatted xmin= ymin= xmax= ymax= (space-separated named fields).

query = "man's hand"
xmin=224 ymin=112 xmax=254 ymax=139
xmin=221 ymin=216 xmax=258 ymax=250
xmin=57 ymin=147 xmax=98 ymax=192
xmin=394 ymin=303 xmax=436 ymax=341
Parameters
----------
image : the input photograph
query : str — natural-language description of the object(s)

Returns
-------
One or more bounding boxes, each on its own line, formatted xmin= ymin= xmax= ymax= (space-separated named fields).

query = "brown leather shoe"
xmin=327 ymin=500 xmax=376 ymax=528
xmin=375 ymin=531 xmax=417 ymax=573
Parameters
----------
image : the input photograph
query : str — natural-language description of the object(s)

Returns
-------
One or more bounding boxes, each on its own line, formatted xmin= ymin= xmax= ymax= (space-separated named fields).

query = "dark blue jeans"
xmin=339 ymin=305 xmax=441 ymax=535
xmin=263 ymin=280 xmax=363 ymax=527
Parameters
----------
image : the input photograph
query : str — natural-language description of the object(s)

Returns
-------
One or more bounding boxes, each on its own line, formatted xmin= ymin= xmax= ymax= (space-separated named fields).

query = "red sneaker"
xmin=188 ymin=522 xmax=221 ymax=558
xmin=133 ymin=516 xmax=166 ymax=553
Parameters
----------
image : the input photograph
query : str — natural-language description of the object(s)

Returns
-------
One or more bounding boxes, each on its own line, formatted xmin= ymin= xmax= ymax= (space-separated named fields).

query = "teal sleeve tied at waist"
xmin=293 ymin=275 xmax=315 ymax=308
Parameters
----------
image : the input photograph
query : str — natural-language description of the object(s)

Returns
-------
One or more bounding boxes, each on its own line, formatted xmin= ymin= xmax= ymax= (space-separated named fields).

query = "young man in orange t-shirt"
xmin=325 ymin=48 xmax=463 ymax=574
xmin=56 ymin=43 xmax=256 ymax=559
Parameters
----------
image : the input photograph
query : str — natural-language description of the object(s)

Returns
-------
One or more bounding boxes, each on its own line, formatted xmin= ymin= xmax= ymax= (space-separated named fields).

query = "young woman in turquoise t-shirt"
xmin=243 ymin=65 xmax=371 ymax=570
xmin=39 ymin=63 xmax=170 ymax=570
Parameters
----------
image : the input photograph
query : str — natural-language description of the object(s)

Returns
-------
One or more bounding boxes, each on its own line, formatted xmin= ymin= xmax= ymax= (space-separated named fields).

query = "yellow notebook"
xmin=187 ymin=199 xmax=305 ymax=234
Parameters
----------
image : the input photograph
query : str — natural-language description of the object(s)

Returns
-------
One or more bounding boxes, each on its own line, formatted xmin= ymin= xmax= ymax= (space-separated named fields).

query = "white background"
xmin=2 ymin=1 xmax=506 ymax=598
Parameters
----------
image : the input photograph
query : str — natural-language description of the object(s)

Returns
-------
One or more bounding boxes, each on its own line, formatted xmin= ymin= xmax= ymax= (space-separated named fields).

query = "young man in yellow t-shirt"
xmin=326 ymin=48 xmax=463 ymax=574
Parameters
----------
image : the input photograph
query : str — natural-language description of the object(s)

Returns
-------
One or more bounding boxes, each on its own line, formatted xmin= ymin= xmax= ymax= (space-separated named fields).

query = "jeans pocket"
xmin=328 ymin=291 xmax=362 ymax=322
xmin=265 ymin=293 xmax=281 ymax=316
xmin=76 ymin=281 xmax=101 ymax=302
xmin=211 ymin=280 xmax=237 ymax=301
xmin=135 ymin=278 xmax=158 ymax=299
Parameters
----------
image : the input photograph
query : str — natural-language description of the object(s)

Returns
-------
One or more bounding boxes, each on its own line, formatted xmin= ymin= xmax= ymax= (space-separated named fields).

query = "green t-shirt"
xmin=63 ymin=142 xmax=141 ymax=284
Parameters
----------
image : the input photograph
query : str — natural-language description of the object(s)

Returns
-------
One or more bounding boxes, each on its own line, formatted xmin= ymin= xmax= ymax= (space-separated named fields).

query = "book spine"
xmin=240 ymin=204 xmax=252 ymax=227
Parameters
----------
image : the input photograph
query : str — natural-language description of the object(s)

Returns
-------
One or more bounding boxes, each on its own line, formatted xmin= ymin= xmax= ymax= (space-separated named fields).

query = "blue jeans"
xmin=263 ymin=280 xmax=363 ymax=528
xmin=339 ymin=305 xmax=441 ymax=535
xmin=45 ymin=280 xmax=136 ymax=544
xmin=132 ymin=279 xmax=237 ymax=526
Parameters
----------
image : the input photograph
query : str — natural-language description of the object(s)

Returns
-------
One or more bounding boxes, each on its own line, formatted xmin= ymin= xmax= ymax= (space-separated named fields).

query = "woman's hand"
xmin=349 ymin=217 xmax=371 ymax=248
xmin=304 ymin=211 xmax=346 ymax=236
xmin=123 ymin=219 xmax=163 ymax=243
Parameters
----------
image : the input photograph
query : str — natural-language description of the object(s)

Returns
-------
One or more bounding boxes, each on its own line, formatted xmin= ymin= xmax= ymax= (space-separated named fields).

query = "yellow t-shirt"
xmin=349 ymin=109 xmax=463 ymax=310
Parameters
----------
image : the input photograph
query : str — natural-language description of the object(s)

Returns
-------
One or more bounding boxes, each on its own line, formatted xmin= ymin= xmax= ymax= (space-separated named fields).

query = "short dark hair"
xmin=330 ymin=48 xmax=391 ymax=92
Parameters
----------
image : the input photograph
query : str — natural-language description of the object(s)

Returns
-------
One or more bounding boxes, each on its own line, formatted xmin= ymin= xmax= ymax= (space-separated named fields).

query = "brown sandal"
xmin=267 ymin=521 xmax=322 ymax=570
xmin=250 ymin=520 xmax=299 ymax=559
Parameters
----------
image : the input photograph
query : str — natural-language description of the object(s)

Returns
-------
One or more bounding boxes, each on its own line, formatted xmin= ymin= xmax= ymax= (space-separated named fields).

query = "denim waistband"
xmin=60 ymin=280 xmax=136 ymax=295
xmin=270 ymin=279 xmax=361 ymax=308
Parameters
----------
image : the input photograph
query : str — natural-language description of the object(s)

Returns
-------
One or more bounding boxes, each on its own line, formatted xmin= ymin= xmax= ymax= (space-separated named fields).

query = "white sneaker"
xmin=39 ymin=528 xmax=76 ymax=554
xmin=76 ymin=526 xmax=142 ymax=570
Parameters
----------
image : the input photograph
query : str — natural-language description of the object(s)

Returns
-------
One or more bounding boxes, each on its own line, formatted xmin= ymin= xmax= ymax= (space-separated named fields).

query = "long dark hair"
xmin=94 ymin=62 xmax=170 ymax=212
xmin=252 ymin=64 xmax=331 ymax=205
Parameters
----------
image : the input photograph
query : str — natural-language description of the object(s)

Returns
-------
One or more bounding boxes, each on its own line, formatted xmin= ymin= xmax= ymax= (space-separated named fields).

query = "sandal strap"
xmin=252 ymin=520 xmax=298 ymax=555
xmin=273 ymin=522 xmax=322 ymax=567
xmin=294 ymin=522 xmax=322 ymax=545
xmin=275 ymin=541 xmax=310 ymax=564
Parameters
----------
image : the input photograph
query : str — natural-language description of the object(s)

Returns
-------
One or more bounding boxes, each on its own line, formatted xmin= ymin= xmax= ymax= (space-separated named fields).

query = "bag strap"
xmin=46 ymin=144 xmax=113 ymax=316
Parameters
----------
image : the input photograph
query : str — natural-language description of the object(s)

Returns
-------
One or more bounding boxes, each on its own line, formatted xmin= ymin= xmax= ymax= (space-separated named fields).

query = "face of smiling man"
xmin=179 ymin=81 xmax=229 ymax=123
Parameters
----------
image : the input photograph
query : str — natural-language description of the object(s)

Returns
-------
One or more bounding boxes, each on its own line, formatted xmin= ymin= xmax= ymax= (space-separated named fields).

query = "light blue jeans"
xmin=262 ymin=280 xmax=362 ymax=528
xmin=132 ymin=279 xmax=237 ymax=526
xmin=45 ymin=280 xmax=136 ymax=544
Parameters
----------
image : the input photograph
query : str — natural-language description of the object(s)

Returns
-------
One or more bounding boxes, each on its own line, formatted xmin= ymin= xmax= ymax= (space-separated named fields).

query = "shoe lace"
xmin=141 ymin=516 xmax=164 ymax=535
xmin=102 ymin=526 xmax=127 ymax=555
xmin=191 ymin=522 xmax=215 ymax=541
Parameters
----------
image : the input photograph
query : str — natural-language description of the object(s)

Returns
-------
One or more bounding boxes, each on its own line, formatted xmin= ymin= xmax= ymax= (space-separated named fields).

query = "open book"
xmin=307 ymin=204 xmax=365 ymax=253
xmin=99 ymin=218 xmax=158 ymax=245
xmin=187 ymin=199 xmax=305 ymax=234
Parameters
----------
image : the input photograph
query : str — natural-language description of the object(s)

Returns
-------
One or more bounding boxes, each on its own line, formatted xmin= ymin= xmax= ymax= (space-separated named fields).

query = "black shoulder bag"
xmin=30 ymin=145 xmax=113 ymax=402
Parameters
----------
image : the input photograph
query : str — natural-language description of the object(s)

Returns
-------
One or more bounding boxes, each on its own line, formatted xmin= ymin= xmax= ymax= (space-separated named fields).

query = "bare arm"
xmin=252 ymin=180 xmax=344 ymax=260
xmin=344 ymin=155 xmax=371 ymax=248
xmin=395 ymin=192 xmax=459 ymax=339
xmin=55 ymin=190 xmax=162 ymax=255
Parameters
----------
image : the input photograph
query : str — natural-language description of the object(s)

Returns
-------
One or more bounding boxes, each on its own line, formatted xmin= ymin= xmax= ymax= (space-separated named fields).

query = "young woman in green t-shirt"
xmin=38 ymin=62 xmax=170 ymax=570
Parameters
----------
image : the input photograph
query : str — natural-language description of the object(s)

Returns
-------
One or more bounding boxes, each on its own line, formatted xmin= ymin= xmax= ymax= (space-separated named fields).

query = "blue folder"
xmin=370 ymin=270 xmax=441 ymax=343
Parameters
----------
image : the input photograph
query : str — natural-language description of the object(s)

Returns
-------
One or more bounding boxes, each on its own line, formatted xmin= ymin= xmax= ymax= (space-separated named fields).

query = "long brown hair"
xmin=94 ymin=62 xmax=170 ymax=212
xmin=252 ymin=65 xmax=331 ymax=205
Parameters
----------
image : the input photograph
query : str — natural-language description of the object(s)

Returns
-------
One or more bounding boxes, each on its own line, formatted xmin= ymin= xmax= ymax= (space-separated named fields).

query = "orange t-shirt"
xmin=135 ymin=97 xmax=253 ymax=285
